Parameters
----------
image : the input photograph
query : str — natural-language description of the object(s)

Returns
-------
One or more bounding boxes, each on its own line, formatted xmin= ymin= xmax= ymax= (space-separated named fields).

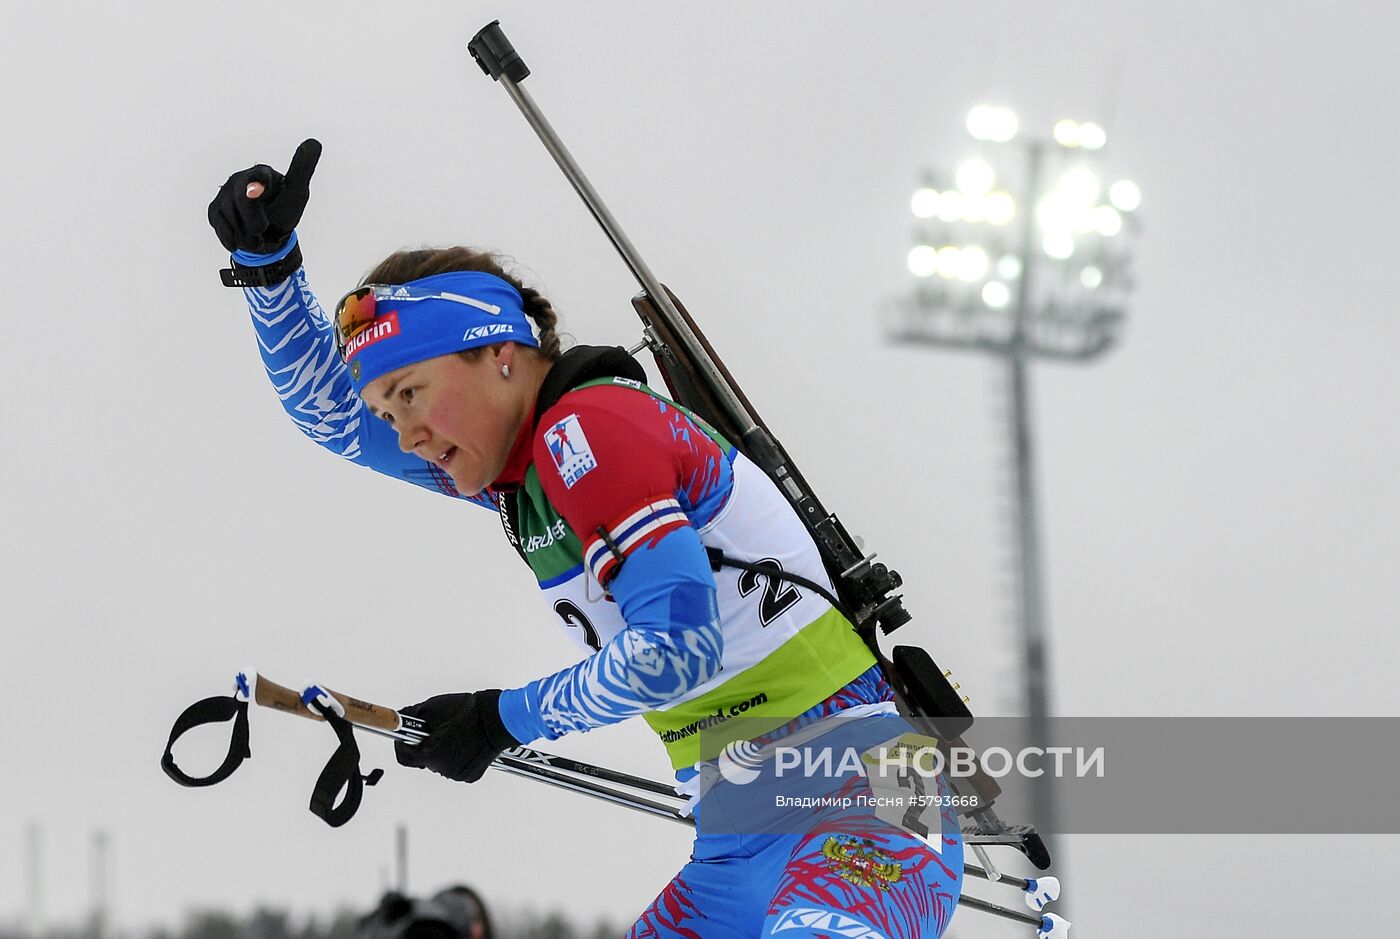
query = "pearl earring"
xmin=501 ymin=364 xmax=511 ymax=378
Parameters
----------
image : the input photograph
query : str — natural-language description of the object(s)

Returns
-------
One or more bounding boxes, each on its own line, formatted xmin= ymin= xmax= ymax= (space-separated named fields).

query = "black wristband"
xmin=219 ymin=242 xmax=303 ymax=288
xmin=473 ymin=689 xmax=521 ymax=753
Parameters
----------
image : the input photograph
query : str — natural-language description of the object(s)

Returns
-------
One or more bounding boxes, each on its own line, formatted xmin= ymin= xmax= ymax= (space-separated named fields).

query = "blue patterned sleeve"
xmin=497 ymin=525 xmax=724 ymax=743
xmin=235 ymin=235 xmax=493 ymax=507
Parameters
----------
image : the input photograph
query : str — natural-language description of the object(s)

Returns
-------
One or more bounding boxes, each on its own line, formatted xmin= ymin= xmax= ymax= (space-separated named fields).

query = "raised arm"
xmin=207 ymin=140 xmax=493 ymax=508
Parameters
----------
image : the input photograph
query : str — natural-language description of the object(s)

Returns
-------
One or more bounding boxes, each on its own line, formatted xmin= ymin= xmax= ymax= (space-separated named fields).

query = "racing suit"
xmin=236 ymin=254 xmax=963 ymax=938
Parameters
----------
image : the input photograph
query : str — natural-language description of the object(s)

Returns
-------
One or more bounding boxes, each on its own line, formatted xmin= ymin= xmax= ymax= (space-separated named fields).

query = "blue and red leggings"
xmin=627 ymin=809 xmax=963 ymax=938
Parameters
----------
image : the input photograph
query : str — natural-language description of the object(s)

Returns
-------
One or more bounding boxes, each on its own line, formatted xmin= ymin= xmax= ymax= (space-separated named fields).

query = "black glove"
xmin=394 ymin=690 xmax=519 ymax=784
xmin=207 ymin=138 xmax=322 ymax=255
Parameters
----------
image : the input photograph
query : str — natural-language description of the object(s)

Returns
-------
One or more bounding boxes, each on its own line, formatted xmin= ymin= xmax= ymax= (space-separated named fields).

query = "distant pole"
xmin=1003 ymin=141 xmax=1059 ymax=854
xmin=90 ymin=829 xmax=110 ymax=939
xmin=25 ymin=822 xmax=41 ymax=939
xmin=395 ymin=824 xmax=408 ymax=893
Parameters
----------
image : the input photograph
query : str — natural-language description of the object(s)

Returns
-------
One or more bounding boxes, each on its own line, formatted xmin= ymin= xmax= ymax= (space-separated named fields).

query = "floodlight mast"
xmin=1007 ymin=140 xmax=1056 ymax=857
xmin=889 ymin=111 xmax=1141 ymax=872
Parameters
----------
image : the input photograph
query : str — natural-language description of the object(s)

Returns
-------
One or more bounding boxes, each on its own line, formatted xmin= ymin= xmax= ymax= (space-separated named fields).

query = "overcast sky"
xmin=2 ymin=2 xmax=1397 ymax=937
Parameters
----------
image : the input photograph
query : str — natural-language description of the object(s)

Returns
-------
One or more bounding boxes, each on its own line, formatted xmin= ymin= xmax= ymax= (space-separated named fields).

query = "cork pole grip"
xmin=323 ymin=689 xmax=402 ymax=732
xmin=250 ymin=674 xmax=405 ymax=733
xmin=252 ymin=674 xmax=321 ymax=721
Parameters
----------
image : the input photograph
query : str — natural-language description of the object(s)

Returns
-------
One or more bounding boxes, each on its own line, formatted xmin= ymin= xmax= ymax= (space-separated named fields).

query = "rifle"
xmin=466 ymin=19 xmax=1051 ymax=876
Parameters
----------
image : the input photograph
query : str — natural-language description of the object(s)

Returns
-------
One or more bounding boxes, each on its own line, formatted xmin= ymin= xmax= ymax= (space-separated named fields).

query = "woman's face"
xmin=361 ymin=344 xmax=525 ymax=496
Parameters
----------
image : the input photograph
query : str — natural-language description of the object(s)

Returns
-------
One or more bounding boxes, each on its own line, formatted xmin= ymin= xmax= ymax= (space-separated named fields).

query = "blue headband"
xmin=344 ymin=270 xmax=540 ymax=391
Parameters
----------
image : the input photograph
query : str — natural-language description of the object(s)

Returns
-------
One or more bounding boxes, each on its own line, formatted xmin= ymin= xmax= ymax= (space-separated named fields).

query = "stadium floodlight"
xmin=936 ymin=190 xmax=967 ymax=222
xmin=908 ymin=244 xmax=939 ymax=277
xmin=989 ymin=109 xmax=1020 ymax=142
xmin=1053 ymin=119 xmax=1080 ymax=148
xmin=982 ymin=280 xmax=1012 ymax=308
xmin=912 ymin=187 xmax=941 ymax=218
xmin=1059 ymin=167 xmax=1101 ymax=207
xmin=957 ymin=158 xmax=996 ymax=196
xmin=889 ymin=105 xmax=1140 ymax=875
xmin=968 ymin=105 xmax=1018 ymax=142
xmin=1070 ymin=205 xmax=1097 ymax=235
xmin=1036 ymin=193 xmax=1074 ymax=234
xmin=967 ymin=106 xmax=997 ymax=140
xmin=985 ymin=191 xmax=1017 ymax=226
xmin=957 ymin=245 xmax=991 ymax=282
xmin=964 ymin=196 xmax=989 ymax=224
xmin=1093 ymin=205 xmax=1123 ymax=237
xmin=936 ymin=245 xmax=962 ymax=278
xmin=1054 ymin=118 xmax=1106 ymax=151
xmin=1077 ymin=122 xmax=1106 ymax=150
xmin=1043 ymin=231 xmax=1075 ymax=259
xmin=1109 ymin=179 xmax=1142 ymax=211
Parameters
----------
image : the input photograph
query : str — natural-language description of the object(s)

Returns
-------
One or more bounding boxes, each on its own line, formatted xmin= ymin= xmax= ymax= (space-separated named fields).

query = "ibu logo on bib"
xmin=545 ymin=414 xmax=598 ymax=488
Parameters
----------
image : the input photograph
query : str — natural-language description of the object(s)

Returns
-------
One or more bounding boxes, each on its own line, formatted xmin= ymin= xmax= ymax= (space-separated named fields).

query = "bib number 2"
xmin=737 ymin=558 xmax=801 ymax=626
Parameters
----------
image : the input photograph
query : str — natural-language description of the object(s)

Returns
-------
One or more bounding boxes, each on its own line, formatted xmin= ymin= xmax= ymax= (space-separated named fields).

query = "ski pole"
xmin=208 ymin=672 xmax=1066 ymax=933
xmin=960 ymin=896 xmax=1068 ymax=934
xmin=247 ymin=672 xmax=684 ymax=800
xmin=260 ymin=676 xmax=1066 ymax=929
xmin=491 ymin=754 xmax=691 ymax=824
xmin=256 ymin=675 xmax=1057 ymax=864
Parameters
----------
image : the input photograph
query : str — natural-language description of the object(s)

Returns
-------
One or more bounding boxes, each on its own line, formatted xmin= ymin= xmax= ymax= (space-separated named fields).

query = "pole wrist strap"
xmin=306 ymin=699 xmax=384 ymax=828
xmin=160 ymin=694 xmax=251 ymax=787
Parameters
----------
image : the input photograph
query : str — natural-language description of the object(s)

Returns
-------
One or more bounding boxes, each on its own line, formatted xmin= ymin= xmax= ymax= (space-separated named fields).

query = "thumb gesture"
xmin=208 ymin=138 xmax=322 ymax=254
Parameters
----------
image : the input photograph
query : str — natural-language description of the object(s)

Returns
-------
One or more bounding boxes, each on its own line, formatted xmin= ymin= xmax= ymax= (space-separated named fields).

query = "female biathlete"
xmin=208 ymin=139 xmax=963 ymax=939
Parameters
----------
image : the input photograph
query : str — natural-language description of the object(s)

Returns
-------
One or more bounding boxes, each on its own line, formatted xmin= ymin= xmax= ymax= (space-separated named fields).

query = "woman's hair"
xmin=362 ymin=246 xmax=564 ymax=361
